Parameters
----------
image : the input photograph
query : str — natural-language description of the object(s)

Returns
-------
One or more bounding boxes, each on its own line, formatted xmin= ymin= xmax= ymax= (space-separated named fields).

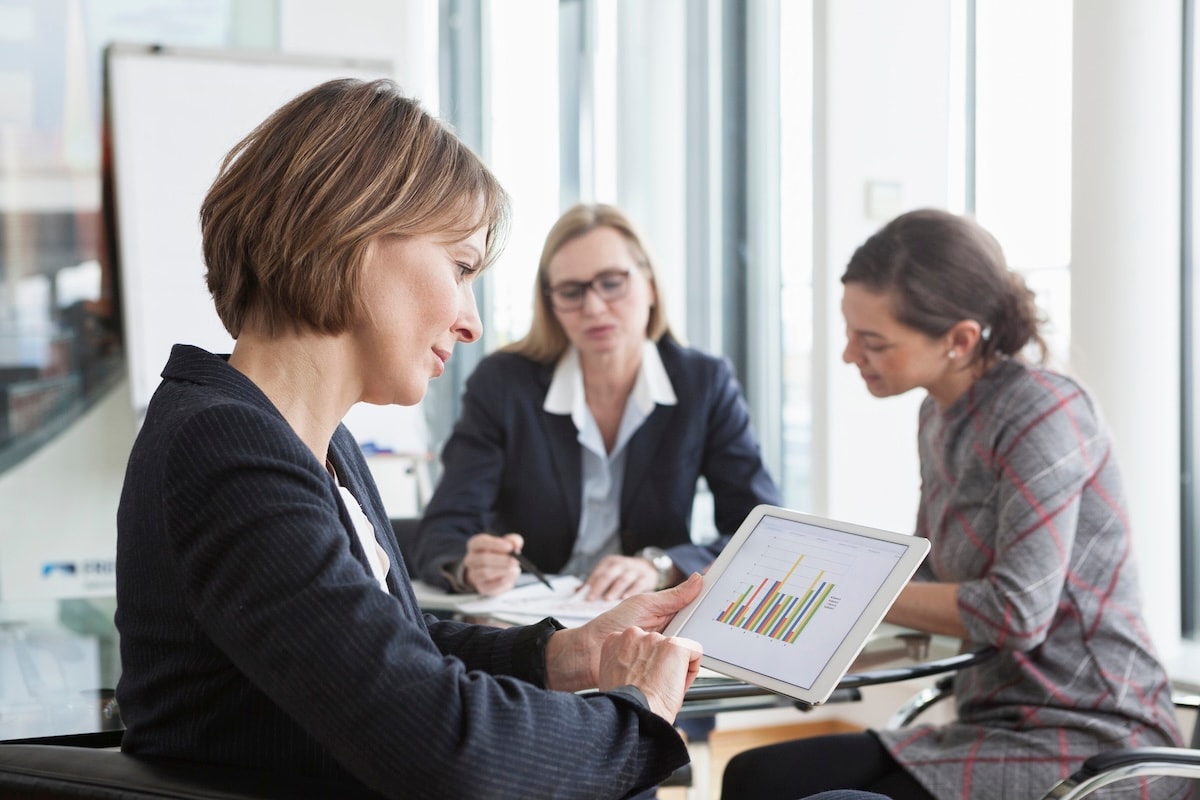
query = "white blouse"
xmin=337 ymin=484 xmax=390 ymax=592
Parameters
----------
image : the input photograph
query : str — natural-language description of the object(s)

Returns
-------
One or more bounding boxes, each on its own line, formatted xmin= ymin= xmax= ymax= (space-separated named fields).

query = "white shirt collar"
xmin=544 ymin=340 xmax=677 ymax=425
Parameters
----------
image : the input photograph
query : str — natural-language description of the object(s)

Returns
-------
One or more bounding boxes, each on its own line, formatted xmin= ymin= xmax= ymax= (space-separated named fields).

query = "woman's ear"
xmin=946 ymin=320 xmax=982 ymax=358
xmin=644 ymin=271 xmax=658 ymax=310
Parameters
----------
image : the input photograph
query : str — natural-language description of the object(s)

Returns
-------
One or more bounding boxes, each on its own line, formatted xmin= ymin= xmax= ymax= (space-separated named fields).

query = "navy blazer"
xmin=115 ymin=345 xmax=688 ymax=800
xmin=413 ymin=336 xmax=780 ymax=589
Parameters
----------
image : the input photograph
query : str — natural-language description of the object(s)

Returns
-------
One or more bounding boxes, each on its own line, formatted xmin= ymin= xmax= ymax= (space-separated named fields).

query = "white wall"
xmin=1071 ymin=0 xmax=1184 ymax=661
xmin=278 ymin=0 xmax=439 ymax=108
xmin=813 ymin=0 xmax=953 ymax=533
xmin=0 ymin=382 xmax=134 ymax=601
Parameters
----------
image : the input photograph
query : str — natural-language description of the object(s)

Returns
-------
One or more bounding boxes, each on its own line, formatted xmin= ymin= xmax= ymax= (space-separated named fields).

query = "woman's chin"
xmin=861 ymin=379 xmax=886 ymax=396
xmin=363 ymin=384 xmax=427 ymax=408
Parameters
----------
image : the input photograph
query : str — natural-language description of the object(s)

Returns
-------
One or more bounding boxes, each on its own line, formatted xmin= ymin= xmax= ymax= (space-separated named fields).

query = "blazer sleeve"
xmin=667 ymin=353 xmax=780 ymax=576
xmin=411 ymin=356 xmax=519 ymax=588
xmin=158 ymin=404 xmax=687 ymax=799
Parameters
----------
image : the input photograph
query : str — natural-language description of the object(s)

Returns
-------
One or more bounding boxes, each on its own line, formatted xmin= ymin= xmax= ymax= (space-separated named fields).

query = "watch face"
xmin=640 ymin=547 xmax=670 ymax=567
xmin=639 ymin=547 xmax=672 ymax=589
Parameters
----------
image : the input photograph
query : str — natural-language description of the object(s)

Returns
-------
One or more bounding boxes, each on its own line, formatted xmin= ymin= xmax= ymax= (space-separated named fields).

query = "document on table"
xmin=457 ymin=575 xmax=619 ymax=626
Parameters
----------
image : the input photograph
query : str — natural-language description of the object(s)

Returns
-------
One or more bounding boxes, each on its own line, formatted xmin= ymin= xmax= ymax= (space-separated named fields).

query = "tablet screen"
xmin=664 ymin=505 xmax=928 ymax=705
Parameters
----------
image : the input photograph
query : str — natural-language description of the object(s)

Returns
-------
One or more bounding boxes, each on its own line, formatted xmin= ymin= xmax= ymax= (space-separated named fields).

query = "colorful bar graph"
xmin=714 ymin=553 xmax=836 ymax=643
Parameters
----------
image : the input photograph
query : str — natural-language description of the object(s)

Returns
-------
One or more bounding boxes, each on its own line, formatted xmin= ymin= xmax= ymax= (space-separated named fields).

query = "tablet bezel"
xmin=663 ymin=504 xmax=930 ymax=707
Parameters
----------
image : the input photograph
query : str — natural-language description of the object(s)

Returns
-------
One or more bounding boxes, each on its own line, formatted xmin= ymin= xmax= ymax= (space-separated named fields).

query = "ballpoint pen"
xmin=510 ymin=550 xmax=555 ymax=591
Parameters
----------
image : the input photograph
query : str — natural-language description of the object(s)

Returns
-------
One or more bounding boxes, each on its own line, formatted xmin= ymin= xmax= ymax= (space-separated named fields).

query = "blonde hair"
xmin=202 ymin=78 xmax=510 ymax=338
xmin=504 ymin=203 xmax=672 ymax=364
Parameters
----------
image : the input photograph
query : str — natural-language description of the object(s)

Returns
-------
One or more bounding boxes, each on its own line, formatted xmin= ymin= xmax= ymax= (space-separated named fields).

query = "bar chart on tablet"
xmin=686 ymin=516 xmax=907 ymax=688
xmin=714 ymin=551 xmax=838 ymax=643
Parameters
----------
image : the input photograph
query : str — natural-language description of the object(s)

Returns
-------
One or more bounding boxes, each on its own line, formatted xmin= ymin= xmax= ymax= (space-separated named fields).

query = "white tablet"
xmin=663 ymin=504 xmax=930 ymax=708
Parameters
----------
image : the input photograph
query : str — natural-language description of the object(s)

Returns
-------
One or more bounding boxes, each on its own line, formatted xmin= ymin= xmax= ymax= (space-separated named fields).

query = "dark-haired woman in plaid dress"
xmin=723 ymin=209 xmax=1187 ymax=800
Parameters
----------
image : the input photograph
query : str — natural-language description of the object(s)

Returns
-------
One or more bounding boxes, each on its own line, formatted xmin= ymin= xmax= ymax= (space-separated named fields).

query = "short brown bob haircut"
xmin=504 ymin=203 xmax=674 ymax=364
xmin=201 ymin=78 xmax=510 ymax=338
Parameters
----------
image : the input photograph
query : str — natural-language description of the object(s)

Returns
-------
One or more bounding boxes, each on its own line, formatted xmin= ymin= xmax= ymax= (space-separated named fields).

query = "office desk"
xmin=411 ymin=578 xmax=510 ymax=617
xmin=412 ymin=582 xmax=996 ymax=716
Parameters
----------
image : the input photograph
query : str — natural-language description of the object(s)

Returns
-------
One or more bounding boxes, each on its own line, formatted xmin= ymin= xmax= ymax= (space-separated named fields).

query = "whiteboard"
xmin=104 ymin=44 xmax=394 ymax=421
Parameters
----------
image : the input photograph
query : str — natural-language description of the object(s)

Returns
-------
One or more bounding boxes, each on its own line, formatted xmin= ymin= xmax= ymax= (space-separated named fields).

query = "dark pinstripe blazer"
xmin=413 ymin=336 xmax=780 ymax=589
xmin=115 ymin=345 xmax=687 ymax=800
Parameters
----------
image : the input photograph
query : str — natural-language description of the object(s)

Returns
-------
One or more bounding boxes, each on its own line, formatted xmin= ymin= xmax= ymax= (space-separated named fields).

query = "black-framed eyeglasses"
xmin=545 ymin=269 xmax=632 ymax=312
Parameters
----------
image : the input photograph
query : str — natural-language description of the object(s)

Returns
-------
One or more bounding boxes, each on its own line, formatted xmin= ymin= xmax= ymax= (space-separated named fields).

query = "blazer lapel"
xmin=544 ymin=412 xmax=583 ymax=528
xmin=536 ymin=358 xmax=585 ymax=530
xmin=544 ymin=412 xmax=585 ymax=532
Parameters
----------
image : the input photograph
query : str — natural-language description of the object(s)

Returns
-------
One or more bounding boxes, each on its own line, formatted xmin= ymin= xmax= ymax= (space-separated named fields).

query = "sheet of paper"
xmin=457 ymin=575 xmax=619 ymax=626
xmin=410 ymin=574 xmax=544 ymax=613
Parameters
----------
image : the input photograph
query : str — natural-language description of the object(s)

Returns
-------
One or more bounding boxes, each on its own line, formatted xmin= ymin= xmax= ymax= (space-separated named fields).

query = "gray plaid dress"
xmin=874 ymin=360 xmax=1189 ymax=800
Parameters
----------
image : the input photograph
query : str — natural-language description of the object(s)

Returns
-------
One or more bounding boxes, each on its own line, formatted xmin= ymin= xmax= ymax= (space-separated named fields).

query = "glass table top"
xmin=678 ymin=623 xmax=995 ymax=716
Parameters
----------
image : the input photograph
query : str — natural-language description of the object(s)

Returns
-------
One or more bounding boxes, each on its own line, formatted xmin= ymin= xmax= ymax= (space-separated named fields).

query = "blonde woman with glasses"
xmin=413 ymin=203 xmax=779 ymax=601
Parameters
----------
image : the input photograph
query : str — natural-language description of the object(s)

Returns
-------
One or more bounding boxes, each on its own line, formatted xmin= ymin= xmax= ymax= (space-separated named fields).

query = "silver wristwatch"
xmin=637 ymin=546 xmax=673 ymax=590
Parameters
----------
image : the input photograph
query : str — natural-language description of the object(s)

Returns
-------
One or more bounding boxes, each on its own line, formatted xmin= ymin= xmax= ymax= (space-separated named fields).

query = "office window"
xmin=458 ymin=0 xmax=715 ymax=360
xmin=470 ymin=0 xmax=689 ymax=351
xmin=0 ymin=0 xmax=272 ymax=740
xmin=431 ymin=0 xmax=746 ymax=531
xmin=775 ymin=0 xmax=814 ymax=509
xmin=751 ymin=0 xmax=1070 ymax=515
xmin=479 ymin=0 xmax=559 ymax=348
xmin=0 ymin=0 xmax=273 ymax=475
xmin=424 ymin=0 xmax=561 ymax=462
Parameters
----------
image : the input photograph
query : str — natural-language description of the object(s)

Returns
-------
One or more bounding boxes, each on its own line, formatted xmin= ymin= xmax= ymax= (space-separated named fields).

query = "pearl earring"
xmin=948 ymin=350 xmax=957 ymax=359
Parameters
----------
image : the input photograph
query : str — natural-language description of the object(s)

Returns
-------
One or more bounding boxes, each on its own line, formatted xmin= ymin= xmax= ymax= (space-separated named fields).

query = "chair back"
xmin=0 ymin=732 xmax=382 ymax=799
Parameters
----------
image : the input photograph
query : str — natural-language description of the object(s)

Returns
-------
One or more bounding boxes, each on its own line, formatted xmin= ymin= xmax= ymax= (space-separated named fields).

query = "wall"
xmin=0 ymin=382 xmax=133 ymax=601
xmin=1072 ymin=0 xmax=1185 ymax=661
xmin=813 ymin=0 xmax=953 ymax=533
xmin=278 ymin=0 xmax=439 ymax=108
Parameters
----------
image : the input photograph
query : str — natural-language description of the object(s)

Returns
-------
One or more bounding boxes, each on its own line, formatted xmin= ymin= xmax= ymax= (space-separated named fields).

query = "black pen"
xmin=510 ymin=550 xmax=555 ymax=591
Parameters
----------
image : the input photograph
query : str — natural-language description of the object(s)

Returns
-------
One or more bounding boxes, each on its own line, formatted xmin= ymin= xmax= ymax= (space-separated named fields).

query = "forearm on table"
xmin=885 ymin=581 xmax=969 ymax=639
